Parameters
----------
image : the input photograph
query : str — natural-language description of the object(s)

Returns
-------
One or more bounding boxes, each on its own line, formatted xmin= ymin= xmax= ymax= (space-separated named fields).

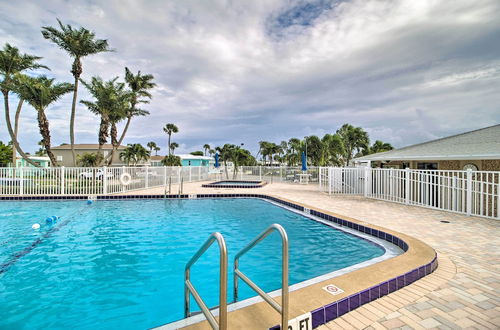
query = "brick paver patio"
xmin=125 ymin=182 xmax=500 ymax=329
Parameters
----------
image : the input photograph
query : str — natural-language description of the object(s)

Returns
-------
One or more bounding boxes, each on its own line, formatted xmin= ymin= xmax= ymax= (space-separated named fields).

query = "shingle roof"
xmin=355 ymin=124 xmax=500 ymax=162
xmin=52 ymin=144 xmax=126 ymax=150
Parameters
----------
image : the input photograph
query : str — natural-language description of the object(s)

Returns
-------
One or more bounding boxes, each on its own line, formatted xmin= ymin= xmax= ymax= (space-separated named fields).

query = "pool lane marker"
xmin=0 ymin=204 xmax=90 ymax=275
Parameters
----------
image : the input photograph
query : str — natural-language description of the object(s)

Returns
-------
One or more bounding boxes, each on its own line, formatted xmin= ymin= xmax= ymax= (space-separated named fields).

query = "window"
xmin=57 ymin=156 xmax=63 ymax=161
xmin=417 ymin=162 xmax=438 ymax=170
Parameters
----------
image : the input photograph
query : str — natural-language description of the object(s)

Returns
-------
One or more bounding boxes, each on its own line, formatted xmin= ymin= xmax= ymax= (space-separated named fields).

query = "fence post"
xmin=198 ymin=166 xmax=201 ymax=181
xmin=178 ymin=167 xmax=181 ymax=184
xmin=466 ymin=168 xmax=472 ymax=216
xmin=122 ymin=166 xmax=126 ymax=193
xmin=163 ymin=166 xmax=167 ymax=186
xmin=61 ymin=166 xmax=65 ymax=195
xmin=328 ymin=167 xmax=332 ymax=195
xmin=405 ymin=168 xmax=410 ymax=205
xmin=189 ymin=166 xmax=192 ymax=182
xmin=364 ymin=167 xmax=369 ymax=197
xmin=20 ymin=167 xmax=24 ymax=196
xmin=102 ymin=166 xmax=107 ymax=195
xmin=145 ymin=166 xmax=149 ymax=188
xmin=259 ymin=166 xmax=262 ymax=181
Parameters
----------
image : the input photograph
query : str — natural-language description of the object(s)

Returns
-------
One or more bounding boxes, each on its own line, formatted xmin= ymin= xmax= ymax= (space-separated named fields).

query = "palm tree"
xmin=80 ymin=77 xmax=128 ymax=164
xmin=208 ymin=149 xmax=215 ymax=157
xmin=13 ymin=75 xmax=73 ymax=166
xmin=163 ymin=123 xmax=178 ymax=155
xmin=153 ymin=146 xmax=160 ymax=156
xmin=336 ymin=124 xmax=369 ymax=166
xmin=103 ymin=67 xmax=155 ymax=164
xmin=170 ymin=142 xmax=179 ymax=154
xmin=0 ymin=43 xmax=48 ymax=167
xmin=42 ymin=19 xmax=111 ymax=166
xmin=147 ymin=141 xmax=157 ymax=154
xmin=119 ymin=143 xmax=150 ymax=166
xmin=77 ymin=152 xmax=102 ymax=167
xmin=203 ymin=144 xmax=210 ymax=156
xmin=35 ymin=140 xmax=46 ymax=156
xmin=361 ymin=140 xmax=394 ymax=156
xmin=288 ymin=138 xmax=301 ymax=166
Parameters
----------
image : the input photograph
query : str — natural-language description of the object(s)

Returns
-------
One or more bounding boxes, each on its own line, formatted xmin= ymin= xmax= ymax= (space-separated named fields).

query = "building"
xmin=354 ymin=124 xmax=500 ymax=171
xmin=148 ymin=155 xmax=164 ymax=167
xmin=52 ymin=144 xmax=126 ymax=167
xmin=178 ymin=154 xmax=214 ymax=167
xmin=16 ymin=156 xmax=51 ymax=168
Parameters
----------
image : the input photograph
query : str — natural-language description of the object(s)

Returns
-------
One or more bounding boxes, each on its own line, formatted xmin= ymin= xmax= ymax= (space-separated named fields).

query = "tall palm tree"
xmin=154 ymin=146 xmax=160 ymax=156
xmin=0 ymin=43 xmax=48 ymax=167
xmin=80 ymin=77 xmax=128 ymax=164
xmin=103 ymin=67 xmax=155 ymax=163
xmin=203 ymin=144 xmax=210 ymax=156
xmin=169 ymin=142 xmax=179 ymax=154
xmin=336 ymin=124 xmax=369 ymax=166
xmin=120 ymin=143 xmax=150 ymax=166
xmin=13 ymin=75 xmax=73 ymax=166
xmin=42 ymin=19 xmax=111 ymax=166
xmin=147 ymin=141 xmax=157 ymax=154
xmin=288 ymin=138 xmax=301 ymax=166
xmin=163 ymin=123 xmax=178 ymax=155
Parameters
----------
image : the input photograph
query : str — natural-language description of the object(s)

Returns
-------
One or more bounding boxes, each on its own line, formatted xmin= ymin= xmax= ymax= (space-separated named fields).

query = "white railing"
xmin=320 ymin=167 xmax=500 ymax=220
xmin=229 ymin=166 xmax=320 ymax=183
xmin=0 ymin=166 xmax=209 ymax=196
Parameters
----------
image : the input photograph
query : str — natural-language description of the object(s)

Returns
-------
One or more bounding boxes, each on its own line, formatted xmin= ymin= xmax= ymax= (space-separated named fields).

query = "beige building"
xmin=52 ymin=144 xmax=127 ymax=167
xmin=354 ymin=124 xmax=500 ymax=171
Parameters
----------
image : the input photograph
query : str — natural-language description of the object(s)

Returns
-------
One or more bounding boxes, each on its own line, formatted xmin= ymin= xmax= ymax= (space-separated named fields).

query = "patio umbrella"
xmin=214 ymin=152 xmax=220 ymax=168
xmin=301 ymin=151 xmax=307 ymax=171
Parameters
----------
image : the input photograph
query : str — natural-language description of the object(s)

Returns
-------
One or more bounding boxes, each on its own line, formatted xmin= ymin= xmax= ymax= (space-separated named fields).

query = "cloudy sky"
xmin=1 ymin=0 xmax=499 ymax=155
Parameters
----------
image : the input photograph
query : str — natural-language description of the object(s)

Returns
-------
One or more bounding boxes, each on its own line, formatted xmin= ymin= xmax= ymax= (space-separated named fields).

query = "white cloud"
xmin=1 ymin=0 xmax=499 ymax=156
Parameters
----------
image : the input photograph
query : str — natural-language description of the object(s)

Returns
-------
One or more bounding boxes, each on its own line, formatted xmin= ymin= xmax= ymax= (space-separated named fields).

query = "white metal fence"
xmin=227 ymin=166 xmax=320 ymax=183
xmin=319 ymin=167 xmax=500 ymax=220
xmin=0 ymin=166 xmax=209 ymax=196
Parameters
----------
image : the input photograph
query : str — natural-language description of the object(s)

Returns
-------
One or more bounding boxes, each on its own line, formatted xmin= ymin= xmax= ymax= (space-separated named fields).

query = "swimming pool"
xmin=0 ymin=198 xmax=390 ymax=329
xmin=202 ymin=180 xmax=266 ymax=188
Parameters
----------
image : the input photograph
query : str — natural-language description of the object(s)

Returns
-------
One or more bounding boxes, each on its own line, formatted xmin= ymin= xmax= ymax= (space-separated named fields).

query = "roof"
xmin=17 ymin=156 xmax=50 ymax=161
xmin=177 ymin=154 xmax=214 ymax=161
xmin=355 ymin=124 xmax=500 ymax=162
xmin=149 ymin=155 xmax=164 ymax=161
xmin=52 ymin=144 xmax=126 ymax=150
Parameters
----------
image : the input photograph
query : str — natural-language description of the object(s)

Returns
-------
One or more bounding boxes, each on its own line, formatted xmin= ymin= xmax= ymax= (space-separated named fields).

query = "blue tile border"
xmin=0 ymin=192 xmax=436 ymax=329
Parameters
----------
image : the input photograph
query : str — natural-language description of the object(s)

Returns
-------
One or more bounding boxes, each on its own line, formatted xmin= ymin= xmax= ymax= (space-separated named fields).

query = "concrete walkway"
xmin=123 ymin=182 xmax=500 ymax=329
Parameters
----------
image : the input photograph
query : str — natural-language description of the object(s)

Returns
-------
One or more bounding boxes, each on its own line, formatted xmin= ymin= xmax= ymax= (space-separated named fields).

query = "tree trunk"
xmin=36 ymin=110 xmax=57 ymax=166
xmin=2 ymin=91 xmax=40 ymax=168
xmin=70 ymin=58 xmax=82 ymax=167
xmin=12 ymin=99 xmax=24 ymax=163
xmin=168 ymin=134 xmax=171 ymax=156
xmin=103 ymin=115 xmax=132 ymax=164
xmin=97 ymin=116 xmax=109 ymax=166
xmin=107 ymin=123 xmax=118 ymax=166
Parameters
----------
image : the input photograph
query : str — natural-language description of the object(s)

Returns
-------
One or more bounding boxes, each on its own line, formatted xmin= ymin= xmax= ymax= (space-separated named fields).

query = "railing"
xmin=0 ymin=166 xmax=209 ymax=196
xmin=233 ymin=224 xmax=289 ymax=329
xmin=320 ymin=167 xmax=500 ymax=220
xmin=232 ymin=166 xmax=320 ymax=183
xmin=184 ymin=232 xmax=228 ymax=330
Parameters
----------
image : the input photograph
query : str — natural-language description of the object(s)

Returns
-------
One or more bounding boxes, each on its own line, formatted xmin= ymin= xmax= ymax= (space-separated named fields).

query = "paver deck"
xmin=124 ymin=181 xmax=500 ymax=329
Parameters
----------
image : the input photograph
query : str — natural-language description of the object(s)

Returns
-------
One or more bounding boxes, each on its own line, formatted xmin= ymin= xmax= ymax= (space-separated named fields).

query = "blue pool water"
xmin=0 ymin=198 xmax=384 ymax=329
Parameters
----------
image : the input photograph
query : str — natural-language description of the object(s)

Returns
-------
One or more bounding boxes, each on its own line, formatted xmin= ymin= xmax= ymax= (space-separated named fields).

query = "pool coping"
xmin=201 ymin=180 xmax=267 ymax=188
xmin=0 ymin=193 xmax=437 ymax=329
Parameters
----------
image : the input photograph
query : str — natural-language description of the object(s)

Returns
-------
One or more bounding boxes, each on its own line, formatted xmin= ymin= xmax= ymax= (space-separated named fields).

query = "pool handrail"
xmin=233 ymin=223 xmax=289 ymax=329
xmin=184 ymin=232 xmax=228 ymax=330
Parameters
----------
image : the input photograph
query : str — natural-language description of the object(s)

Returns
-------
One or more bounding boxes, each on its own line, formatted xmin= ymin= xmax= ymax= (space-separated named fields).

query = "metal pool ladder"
xmin=183 ymin=224 xmax=289 ymax=330
xmin=234 ymin=223 xmax=289 ymax=329
xmin=184 ymin=232 xmax=228 ymax=330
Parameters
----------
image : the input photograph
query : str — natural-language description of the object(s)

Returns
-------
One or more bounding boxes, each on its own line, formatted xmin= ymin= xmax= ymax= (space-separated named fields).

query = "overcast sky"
xmin=1 ymin=0 xmax=499 ymax=155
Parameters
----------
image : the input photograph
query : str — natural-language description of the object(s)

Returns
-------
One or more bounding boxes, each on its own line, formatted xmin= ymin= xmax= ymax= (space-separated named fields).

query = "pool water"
xmin=0 ymin=198 xmax=384 ymax=329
